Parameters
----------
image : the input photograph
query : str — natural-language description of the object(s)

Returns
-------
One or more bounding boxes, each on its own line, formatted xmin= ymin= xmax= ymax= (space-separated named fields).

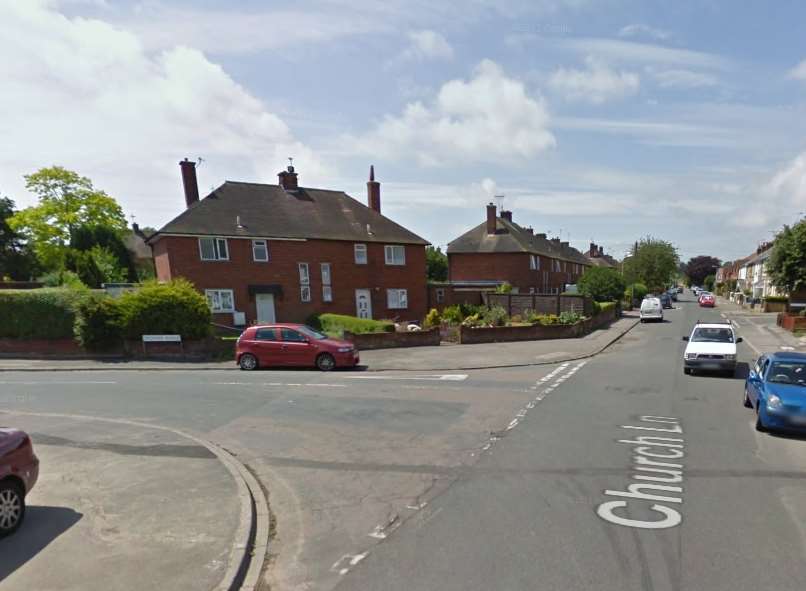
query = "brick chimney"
xmin=367 ymin=165 xmax=381 ymax=214
xmin=500 ymin=210 xmax=512 ymax=222
xmin=278 ymin=163 xmax=298 ymax=191
xmin=551 ymin=238 xmax=561 ymax=245
xmin=598 ymin=245 xmax=604 ymax=257
xmin=589 ymin=242 xmax=597 ymax=257
xmin=525 ymin=226 xmax=533 ymax=235
xmin=486 ymin=203 xmax=497 ymax=235
xmin=561 ymin=241 xmax=569 ymax=249
xmin=536 ymin=233 xmax=546 ymax=240
xmin=179 ymin=158 xmax=200 ymax=208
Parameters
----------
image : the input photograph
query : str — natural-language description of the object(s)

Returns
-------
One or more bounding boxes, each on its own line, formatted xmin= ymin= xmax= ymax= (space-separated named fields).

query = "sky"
xmin=2 ymin=0 xmax=806 ymax=263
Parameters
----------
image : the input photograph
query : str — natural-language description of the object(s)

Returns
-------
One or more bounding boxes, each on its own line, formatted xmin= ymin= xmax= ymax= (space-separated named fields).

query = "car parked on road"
xmin=682 ymin=321 xmax=741 ymax=376
xmin=236 ymin=323 xmax=360 ymax=371
xmin=640 ymin=297 xmax=664 ymax=322
xmin=744 ymin=352 xmax=806 ymax=432
xmin=667 ymin=289 xmax=678 ymax=302
xmin=660 ymin=293 xmax=673 ymax=308
xmin=0 ymin=428 xmax=39 ymax=537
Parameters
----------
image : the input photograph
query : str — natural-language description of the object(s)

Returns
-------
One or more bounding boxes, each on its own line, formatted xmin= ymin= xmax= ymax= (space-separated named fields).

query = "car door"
xmin=252 ymin=327 xmax=282 ymax=366
xmin=280 ymin=328 xmax=315 ymax=366
xmin=748 ymin=356 xmax=764 ymax=405
xmin=751 ymin=357 xmax=770 ymax=406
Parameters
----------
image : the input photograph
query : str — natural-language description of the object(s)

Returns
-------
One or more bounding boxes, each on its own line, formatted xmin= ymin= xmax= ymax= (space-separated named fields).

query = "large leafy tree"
xmin=426 ymin=246 xmax=448 ymax=282
xmin=684 ymin=255 xmax=722 ymax=286
xmin=8 ymin=167 xmax=127 ymax=270
xmin=0 ymin=196 xmax=38 ymax=280
xmin=624 ymin=237 xmax=680 ymax=293
xmin=578 ymin=266 xmax=626 ymax=302
xmin=767 ymin=219 xmax=806 ymax=294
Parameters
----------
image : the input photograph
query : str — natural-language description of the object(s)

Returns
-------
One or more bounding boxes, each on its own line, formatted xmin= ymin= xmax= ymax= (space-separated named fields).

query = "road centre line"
xmin=341 ymin=374 xmax=468 ymax=381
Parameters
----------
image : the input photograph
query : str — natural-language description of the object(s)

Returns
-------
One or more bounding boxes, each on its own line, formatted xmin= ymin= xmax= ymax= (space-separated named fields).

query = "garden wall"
xmin=762 ymin=300 xmax=788 ymax=313
xmin=0 ymin=338 xmax=94 ymax=358
xmin=484 ymin=293 xmax=593 ymax=317
xmin=777 ymin=313 xmax=806 ymax=332
xmin=344 ymin=329 xmax=440 ymax=350
xmin=460 ymin=306 xmax=617 ymax=344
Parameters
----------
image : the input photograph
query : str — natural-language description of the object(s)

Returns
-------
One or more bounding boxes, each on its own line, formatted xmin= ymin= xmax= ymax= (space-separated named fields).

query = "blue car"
xmin=744 ymin=352 xmax=806 ymax=432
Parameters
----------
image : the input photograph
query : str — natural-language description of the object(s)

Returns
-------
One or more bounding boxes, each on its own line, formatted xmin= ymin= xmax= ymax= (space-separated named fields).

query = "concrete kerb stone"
xmin=0 ymin=409 xmax=268 ymax=591
xmin=0 ymin=318 xmax=640 ymax=374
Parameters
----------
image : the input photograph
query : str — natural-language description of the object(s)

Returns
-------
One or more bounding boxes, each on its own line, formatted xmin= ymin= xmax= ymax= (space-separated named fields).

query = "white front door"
xmin=355 ymin=289 xmax=372 ymax=319
xmin=256 ymin=293 xmax=276 ymax=323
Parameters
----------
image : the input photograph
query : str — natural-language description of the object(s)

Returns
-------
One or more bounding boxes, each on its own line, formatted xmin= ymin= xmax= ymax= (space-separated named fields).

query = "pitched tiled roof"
xmin=150 ymin=182 xmax=428 ymax=245
xmin=447 ymin=218 xmax=590 ymax=265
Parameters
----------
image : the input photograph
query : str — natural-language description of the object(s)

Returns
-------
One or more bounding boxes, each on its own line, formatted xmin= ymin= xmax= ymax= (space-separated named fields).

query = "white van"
xmin=640 ymin=297 xmax=664 ymax=323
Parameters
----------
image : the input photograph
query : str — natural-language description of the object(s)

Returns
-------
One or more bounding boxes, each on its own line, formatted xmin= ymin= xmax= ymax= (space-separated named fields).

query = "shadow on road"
xmin=0 ymin=506 xmax=82 ymax=582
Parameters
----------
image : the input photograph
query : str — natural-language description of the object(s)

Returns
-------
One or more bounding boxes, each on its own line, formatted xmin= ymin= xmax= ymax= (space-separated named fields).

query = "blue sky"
xmin=2 ymin=0 xmax=806 ymax=263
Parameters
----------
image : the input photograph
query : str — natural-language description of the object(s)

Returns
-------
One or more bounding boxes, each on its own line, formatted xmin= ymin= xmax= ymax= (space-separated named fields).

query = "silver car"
xmin=640 ymin=297 xmax=664 ymax=323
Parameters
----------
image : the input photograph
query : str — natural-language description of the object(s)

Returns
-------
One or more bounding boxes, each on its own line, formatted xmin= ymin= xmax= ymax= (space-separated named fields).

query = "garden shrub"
xmin=74 ymin=294 xmax=124 ymax=350
xmin=441 ymin=305 xmax=464 ymax=325
xmin=0 ymin=288 xmax=90 ymax=339
xmin=313 ymin=313 xmax=394 ymax=337
xmin=461 ymin=313 xmax=484 ymax=328
xmin=593 ymin=301 xmax=616 ymax=315
xmin=625 ymin=283 xmax=648 ymax=302
xmin=483 ymin=305 xmax=509 ymax=327
xmin=764 ymin=296 xmax=789 ymax=303
xmin=117 ymin=279 xmax=211 ymax=340
xmin=558 ymin=311 xmax=583 ymax=324
xmin=459 ymin=303 xmax=483 ymax=318
xmin=423 ymin=308 xmax=441 ymax=329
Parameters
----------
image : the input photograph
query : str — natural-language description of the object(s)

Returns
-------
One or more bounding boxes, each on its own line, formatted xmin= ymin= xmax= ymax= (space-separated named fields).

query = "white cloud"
xmin=555 ymin=37 xmax=730 ymax=70
xmin=618 ymin=24 xmax=671 ymax=41
xmin=787 ymin=59 xmax=806 ymax=80
xmin=549 ymin=57 xmax=639 ymax=104
xmin=357 ymin=60 xmax=555 ymax=165
xmin=766 ymin=152 xmax=806 ymax=208
xmin=555 ymin=116 xmax=735 ymax=147
xmin=400 ymin=30 xmax=454 ymax=61
xmin=0 ymin=1 xmax=326 ymax=227
xmin=646 ymin=67 xmax=718 ymax=88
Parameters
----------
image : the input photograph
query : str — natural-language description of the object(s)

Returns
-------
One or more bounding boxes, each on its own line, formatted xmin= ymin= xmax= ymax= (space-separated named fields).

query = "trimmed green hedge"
xmin=593 ymin=301 xmax=617 ymax=315
xmin=763 ymin=295 xmax=789 ymax=303
xmin=0 ymin=288 xmax=90 ymax=339
xmin=74 ymin=294 xmax=125 ymax=350
xmin=308 ymin=313 xmax=394 ymax=337
xmin=118 ymin=279 xmax=210 ymax=340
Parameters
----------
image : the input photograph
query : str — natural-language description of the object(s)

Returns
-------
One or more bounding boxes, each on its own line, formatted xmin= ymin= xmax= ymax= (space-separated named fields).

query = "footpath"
xmin=0 ymin=313 xmax=641 ymax=373
xmin=716 ymin=296 xmax=806 ymax=354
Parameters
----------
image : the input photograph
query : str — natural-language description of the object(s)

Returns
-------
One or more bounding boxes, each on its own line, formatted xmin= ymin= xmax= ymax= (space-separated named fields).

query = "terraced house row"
xmin=148 ymin=160 xmax=598 ymax=326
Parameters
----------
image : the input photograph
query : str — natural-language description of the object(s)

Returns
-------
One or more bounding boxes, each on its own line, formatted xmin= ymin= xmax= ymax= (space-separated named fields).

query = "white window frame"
xmin=301 ymin=285 xmax=312 ymax=302
xmin=553 ymin=259 xmax=561 ymax=272
xmin=384 ymin=245 xmax=406 ymax=266
xmin=199 ymin=237 xmax=229 ymax=261
xmin=354 ymin=243 xmax=368 ymax=265
xmin=205 ymin=289 xmax=235 ymax=313
xmin=252 ymin=239 xmax=269 ymax=262
xmin=298 ymin=263 xmax=310 ymax=285
xmin=387 ymin=288 xmax=408 ymax=309
xmin=321 ymin=262 xmax=332 ymax=302
xmin=530 ymin=254 xmax=540 ymax=270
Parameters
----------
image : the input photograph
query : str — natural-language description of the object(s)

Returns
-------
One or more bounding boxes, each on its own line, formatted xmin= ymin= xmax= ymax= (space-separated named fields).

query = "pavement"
xmin=716 ymin=296 xmax=806 ymax=354
xmin=0 ymin=412 xmax=245 ymax=591
xmin=0 ymin=313 xmax=640 ymax=373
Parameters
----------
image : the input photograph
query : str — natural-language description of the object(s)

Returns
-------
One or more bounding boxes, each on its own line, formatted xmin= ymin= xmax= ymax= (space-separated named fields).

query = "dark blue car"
xmin=744 ymin=352 xmax=806 ymax=431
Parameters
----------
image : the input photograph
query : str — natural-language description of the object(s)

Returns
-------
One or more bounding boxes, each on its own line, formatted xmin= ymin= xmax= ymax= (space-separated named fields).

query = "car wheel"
xmin=316 ymin=353 xmax=336 ymax=372
xmin=239 ymin=353 xmax=258 ymax=371
xmin=0 ymin=481 xmax=25 ymax=538
xmin=743 ymin=389 xmax=753 ymax=408
xmin=683 ymin=367 xmax=691 ymax=375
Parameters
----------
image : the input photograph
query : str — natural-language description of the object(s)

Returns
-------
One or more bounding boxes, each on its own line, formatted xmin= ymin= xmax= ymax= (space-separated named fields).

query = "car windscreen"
xmin=299 ymin=326 xmax=328 ymax=340
xmin=768 ymin=362 xmax=806 ymax=386
xmin=691 ymin=327 xmax=734 ymax=343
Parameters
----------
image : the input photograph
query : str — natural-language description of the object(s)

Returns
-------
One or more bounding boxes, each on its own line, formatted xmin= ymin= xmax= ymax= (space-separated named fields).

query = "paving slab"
xmin=0 ymin=412 xmax=242 ymax=591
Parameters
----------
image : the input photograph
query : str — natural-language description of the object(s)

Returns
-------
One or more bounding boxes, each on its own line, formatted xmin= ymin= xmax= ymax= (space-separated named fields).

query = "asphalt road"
xmin=336 ymin=292 xmax=806 ymax=591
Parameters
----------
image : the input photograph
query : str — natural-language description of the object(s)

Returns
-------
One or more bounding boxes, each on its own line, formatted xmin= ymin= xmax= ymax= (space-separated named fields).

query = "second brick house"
xmin=148 ymin=160 xmax=429 ymax=326
xmin=446 ymin=203 xmax=591 ymax=295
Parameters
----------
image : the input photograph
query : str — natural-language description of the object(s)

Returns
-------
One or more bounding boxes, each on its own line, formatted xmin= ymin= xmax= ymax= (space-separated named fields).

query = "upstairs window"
xmin=252 ymin=240 xmax=269 ymax=262
xmin=354 ymin=243 xmax=368 ymax=265
xmin=529 ymin=255 xmax=540 ymax=270
xmin=199 ymin=237 xmax=229 ymax=261
xmin=384 ymin=245 xmax=406 ymax=266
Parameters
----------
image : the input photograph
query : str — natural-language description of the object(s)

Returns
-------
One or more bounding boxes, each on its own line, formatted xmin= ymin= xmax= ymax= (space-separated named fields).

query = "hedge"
xmin=74 ymin=294 xmax=125 ymax=350
xmin=593 ymin=301 xmax=617 ymax=315
xmin=763 ymin=295 xmax=789 ymax=303
xmin=308 ymin=313 xmax=394 ymax=337
xmin=0 ymin=288 xmax=90 ymax=339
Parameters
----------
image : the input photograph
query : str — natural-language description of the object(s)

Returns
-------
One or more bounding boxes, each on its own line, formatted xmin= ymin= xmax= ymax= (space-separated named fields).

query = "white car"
xmin=682 ymin=322 xmax=743 ymax=375
xmin=640 ymin=297 xmax=663 ymax=322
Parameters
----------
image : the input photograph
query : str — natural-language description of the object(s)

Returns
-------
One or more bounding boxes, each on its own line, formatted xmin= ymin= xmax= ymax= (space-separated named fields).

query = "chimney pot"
xmin=525 ymin=226 xmax=533 ymax=235
xmin=598 ymin=245 xmax=604 ymax=257
xmin=486 ymin=203 xmax=497 ymax=235
xmin=179 ymin=158 xmax=200 ymax=208
xmin=367 ymin=165 xmax=381 ymax=214
xmin=536 ymin=233 xmax=547 ymax=240
xmin=501 ymin=210 xmax=512 ymax=222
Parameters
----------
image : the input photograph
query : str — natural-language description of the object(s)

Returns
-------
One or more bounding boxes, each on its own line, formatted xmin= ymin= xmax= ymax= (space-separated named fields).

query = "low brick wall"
xmin=0 ymin=338 xmax=91 ymax=358
xmin=459 ymin=306 xmax=617 ymax=344
xmin=344 ymin=329 xmax=441 ymax=350
xmin=124 ymin=338 xmax=235 ymax=360
xmin=763 ymin=300 xmax=788 ymax=313
xmin=0 ymin=337 xmax=235 ymax=360
xmin=778 ymin=313 xmax=806 ymax=332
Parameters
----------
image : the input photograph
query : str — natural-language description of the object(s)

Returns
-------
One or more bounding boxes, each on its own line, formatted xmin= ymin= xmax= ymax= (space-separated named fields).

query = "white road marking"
xmin=781 ymin=346 xmax=795 ymax=351
xmin=0 ymin=380 xmax=117 ymax=385
xmin=331 ymin=552 xmax=369 ymax=576
xmin=212 ymin=382 xmax=347 ymax=388
xmin=342 ymin=374 xmax=468 ymax=382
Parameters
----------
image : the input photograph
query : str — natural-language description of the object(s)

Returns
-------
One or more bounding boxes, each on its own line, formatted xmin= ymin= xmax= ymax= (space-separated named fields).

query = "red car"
xmin=236 ymin=323 xmax=360 ymax=371
xmin=1 ymin=428 xmax=39 ymax=537
xmin=699 ymin=294 xmax=716 ymax=307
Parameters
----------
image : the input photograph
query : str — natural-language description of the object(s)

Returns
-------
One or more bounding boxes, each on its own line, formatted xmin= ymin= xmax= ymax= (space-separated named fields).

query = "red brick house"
xmin=148 ymin=160 xmax=428 ymax=326
xmin=446 ymin=203 xmax=591 ymax=295
xmin=585 ymin=242 xmax=618 ymax=268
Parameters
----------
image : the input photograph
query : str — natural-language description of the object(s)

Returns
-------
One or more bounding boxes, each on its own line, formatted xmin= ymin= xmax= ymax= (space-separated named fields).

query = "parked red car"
xmin=1 ymin=428 xmax=39 ymax=537
xmin=699 ymin=294 xmax=716 ymax=307
xmin=236 ymin=323 xmax=360 ymax=371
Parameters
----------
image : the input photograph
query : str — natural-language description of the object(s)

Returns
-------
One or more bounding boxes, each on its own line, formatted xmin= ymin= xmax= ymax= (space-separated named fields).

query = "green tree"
xmin=71 ymin=224 xmax=136 ymax=282
xmin=623 ymin=237 xmax=679 ymax=293
xmin=703 ymin=274 xmax=715 ymax=291
xmin=0 ymin=196 xmax=38 ymax=280
xmin=426 ymin=246 xmax=448 ymax=282
xmin=684 ymin=255 xmax=721 ymax=286
xmin=577 ymin=266 xmax=626 ymax=302
xmin=768 ymin=219 xmax=806 ymax=293
xmin=8 ymin=167 xmax=127 ymax=270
